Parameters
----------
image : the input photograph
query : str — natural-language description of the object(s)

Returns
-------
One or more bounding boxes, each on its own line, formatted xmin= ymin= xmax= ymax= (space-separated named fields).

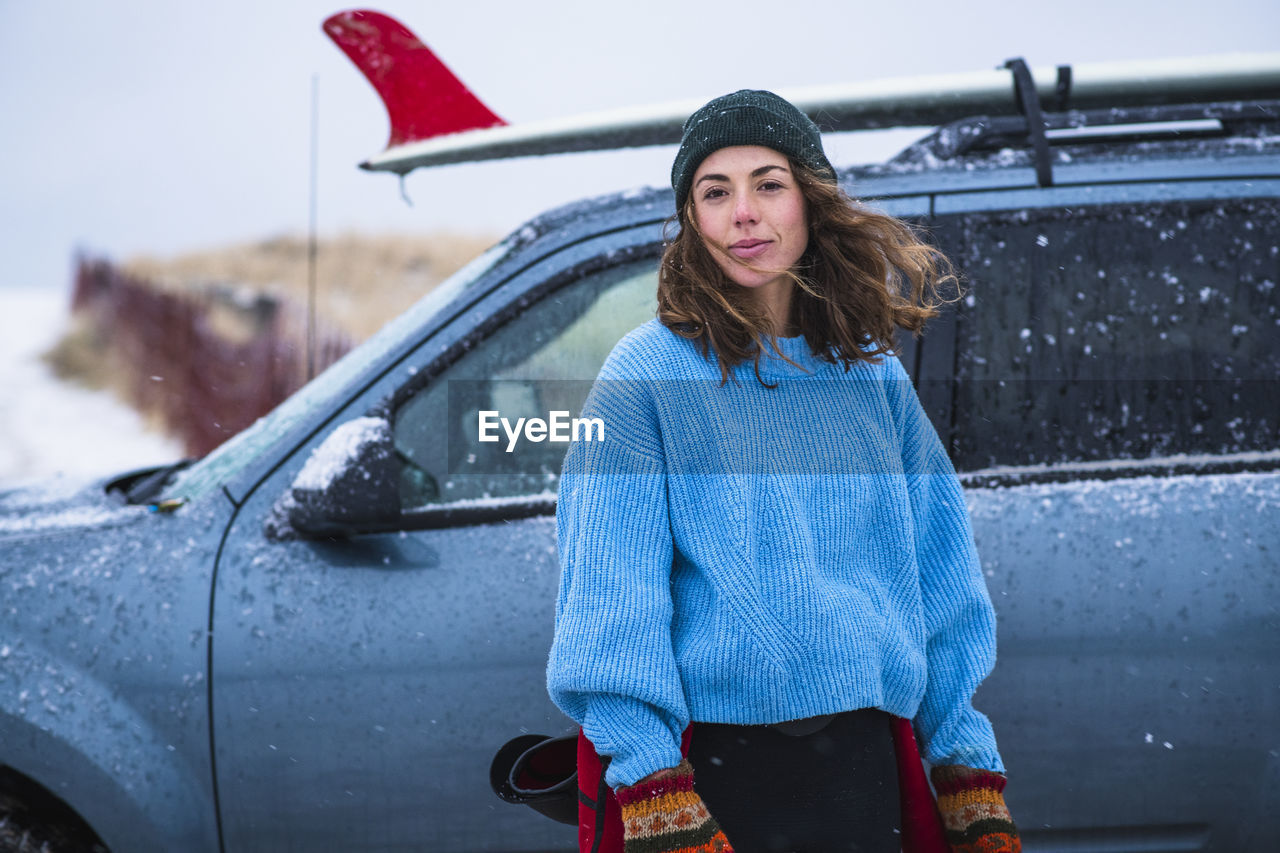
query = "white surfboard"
xmin=324 ymin=10 xmax=1280 ymax=175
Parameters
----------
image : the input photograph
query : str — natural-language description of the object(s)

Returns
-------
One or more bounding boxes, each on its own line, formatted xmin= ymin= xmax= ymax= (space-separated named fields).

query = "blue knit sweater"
xmin=547 ymin=319 xmax=1004 ymax=787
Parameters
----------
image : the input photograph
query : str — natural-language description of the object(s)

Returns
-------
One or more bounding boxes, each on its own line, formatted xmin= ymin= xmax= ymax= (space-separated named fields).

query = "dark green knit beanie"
xmin=671 ymin=89 xmax=836 ymax=212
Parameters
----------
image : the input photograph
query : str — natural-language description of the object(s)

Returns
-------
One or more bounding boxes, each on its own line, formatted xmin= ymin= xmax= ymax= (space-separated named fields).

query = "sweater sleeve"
xmin=546 ymin=343 xmax=688 ymax=788
xmin=884 ymin=356 xmax=1005 ymax=772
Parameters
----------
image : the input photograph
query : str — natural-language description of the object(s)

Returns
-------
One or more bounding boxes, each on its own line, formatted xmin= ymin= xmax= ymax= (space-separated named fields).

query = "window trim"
xmin=960 ymin=448 xmax=1280 ymax=489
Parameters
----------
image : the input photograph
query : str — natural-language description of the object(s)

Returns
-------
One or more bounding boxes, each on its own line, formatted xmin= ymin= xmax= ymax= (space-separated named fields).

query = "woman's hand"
xmin=614 ymin=759 xmax=734 ymax=852
xmin=930 ymin=765 xmax=1021 ymax=853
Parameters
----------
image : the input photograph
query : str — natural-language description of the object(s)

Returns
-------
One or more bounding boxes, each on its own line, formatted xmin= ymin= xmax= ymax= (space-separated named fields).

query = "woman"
xmin=548 ymin=90 xmax=1020 ymax=853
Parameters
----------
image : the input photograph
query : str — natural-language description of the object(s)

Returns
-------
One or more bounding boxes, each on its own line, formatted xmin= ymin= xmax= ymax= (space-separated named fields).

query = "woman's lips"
xmin=728 ymin=239 xmax=771 ymax=259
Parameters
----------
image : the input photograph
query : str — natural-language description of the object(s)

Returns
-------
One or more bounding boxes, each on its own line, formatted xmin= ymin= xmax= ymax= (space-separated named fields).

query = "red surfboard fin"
xmin=322 ymin=9 xmax=507 ymax=149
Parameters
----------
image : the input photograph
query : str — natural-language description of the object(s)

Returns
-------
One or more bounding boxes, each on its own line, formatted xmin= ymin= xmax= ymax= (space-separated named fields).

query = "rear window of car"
xmin=929 ymin=195 xmax=1279 ymax=472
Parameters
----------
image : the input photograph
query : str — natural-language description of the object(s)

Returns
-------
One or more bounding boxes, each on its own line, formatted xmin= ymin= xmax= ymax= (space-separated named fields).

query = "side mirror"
xmin=274 ymin=416 xmax=401 ymax=538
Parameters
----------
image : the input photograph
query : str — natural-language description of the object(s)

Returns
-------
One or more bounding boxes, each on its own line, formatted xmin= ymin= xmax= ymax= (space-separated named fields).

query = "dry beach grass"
xmin=123 ymin=230 xmax=497 ymax=340
xmin=43 ymin=230 xmax=497 ymax=451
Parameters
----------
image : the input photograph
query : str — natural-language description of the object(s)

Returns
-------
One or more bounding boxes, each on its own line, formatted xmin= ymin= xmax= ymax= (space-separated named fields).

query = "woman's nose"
xmin=733 ymin=192 xmax=758 ymax=225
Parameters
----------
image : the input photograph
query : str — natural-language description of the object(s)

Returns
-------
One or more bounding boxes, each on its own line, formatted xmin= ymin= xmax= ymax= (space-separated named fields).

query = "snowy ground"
xmin=0 ymin=286 xmax=184 ymax=486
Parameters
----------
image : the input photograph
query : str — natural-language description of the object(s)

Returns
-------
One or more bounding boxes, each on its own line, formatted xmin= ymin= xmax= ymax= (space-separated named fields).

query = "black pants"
xmin=687 ymin=709 xmax=900 ymax=853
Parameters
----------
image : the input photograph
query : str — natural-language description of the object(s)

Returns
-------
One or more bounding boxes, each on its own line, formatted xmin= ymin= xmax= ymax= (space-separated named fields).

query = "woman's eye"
xmin=702 ymin=187 xmax=727 ymax=200
xmin=759 ymin=180 xmax=784 ymax=192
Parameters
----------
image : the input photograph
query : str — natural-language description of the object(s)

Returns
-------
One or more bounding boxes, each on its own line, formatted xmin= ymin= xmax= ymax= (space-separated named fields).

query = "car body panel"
xmin=0 ymin=480 xmax=228 ymax=852
xmin=970 ymin=470 xmax=1280 ymax=850
xmin=213 ymin=495 xmax=567 ymax=851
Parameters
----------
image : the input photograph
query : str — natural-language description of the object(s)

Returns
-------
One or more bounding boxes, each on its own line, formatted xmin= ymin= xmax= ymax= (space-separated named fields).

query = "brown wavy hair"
xmin=657 ymin=158 xmax=958 ymax=385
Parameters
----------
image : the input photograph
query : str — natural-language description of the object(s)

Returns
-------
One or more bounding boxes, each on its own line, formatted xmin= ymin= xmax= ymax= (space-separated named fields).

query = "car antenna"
xmin=307 ymin=72 xmax=319 ymax=380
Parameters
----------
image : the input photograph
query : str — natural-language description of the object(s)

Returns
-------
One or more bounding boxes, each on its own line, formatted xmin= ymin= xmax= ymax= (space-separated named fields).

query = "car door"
xmin=923 ymin=182 xmax=1280 ymax=850
xmin=210 ymin=226 xmax=662 ymax=851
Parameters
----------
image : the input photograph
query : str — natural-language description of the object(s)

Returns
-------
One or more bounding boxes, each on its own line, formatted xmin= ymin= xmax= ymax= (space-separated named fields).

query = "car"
xmin=2 ymin=20 xmax=1278 ymax=852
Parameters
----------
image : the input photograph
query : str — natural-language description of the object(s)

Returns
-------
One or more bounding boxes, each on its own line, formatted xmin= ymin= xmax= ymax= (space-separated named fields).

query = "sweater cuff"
xmin=585 ymin=694 xmax=685 ymax=788
xmin=933 ymin=743 xmax=1006 ymax=774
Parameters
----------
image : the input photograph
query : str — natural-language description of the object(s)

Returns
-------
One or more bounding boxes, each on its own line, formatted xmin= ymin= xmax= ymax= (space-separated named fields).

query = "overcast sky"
xmin=2 ymin=0 xmax=1277 ymax=294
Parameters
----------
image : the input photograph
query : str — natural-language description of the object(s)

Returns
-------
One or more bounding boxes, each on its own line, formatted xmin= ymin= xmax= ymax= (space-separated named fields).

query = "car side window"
xmin=392 ymin=260 xmax=659 ymax=507
xmin=937 ymin=197 xmax=1279 ymax=471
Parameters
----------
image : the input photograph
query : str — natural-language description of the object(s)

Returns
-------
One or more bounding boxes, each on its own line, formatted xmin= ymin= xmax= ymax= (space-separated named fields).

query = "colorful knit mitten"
xmin=614 ymin=760 xmax=733 ymax=853
xmin=930 ymin=765 xmax=1021 ymax=853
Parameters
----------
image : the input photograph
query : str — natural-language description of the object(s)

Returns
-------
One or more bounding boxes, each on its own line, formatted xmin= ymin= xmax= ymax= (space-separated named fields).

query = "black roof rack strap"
xmin=1054 ymin=64 xmax=1073 ymax=111
xmin=1003 ymin=57 xmax=1054 ymax=187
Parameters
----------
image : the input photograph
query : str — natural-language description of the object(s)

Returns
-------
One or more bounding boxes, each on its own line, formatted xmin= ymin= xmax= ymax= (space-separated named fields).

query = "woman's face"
xmin=690 ymin=145 xmax=809 ymax=298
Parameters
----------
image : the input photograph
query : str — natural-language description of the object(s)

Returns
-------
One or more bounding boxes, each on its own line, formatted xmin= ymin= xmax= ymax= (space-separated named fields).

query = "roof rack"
xmin=892 ymin=99 xmax=1280 ymax=164
xmin=325 ymin=9 xmax=1280 ymax=177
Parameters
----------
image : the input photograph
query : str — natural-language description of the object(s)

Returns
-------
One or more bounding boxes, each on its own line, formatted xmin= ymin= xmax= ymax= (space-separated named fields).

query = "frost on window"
xmin=937 ymin=198 xmax=1279 ymax=471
